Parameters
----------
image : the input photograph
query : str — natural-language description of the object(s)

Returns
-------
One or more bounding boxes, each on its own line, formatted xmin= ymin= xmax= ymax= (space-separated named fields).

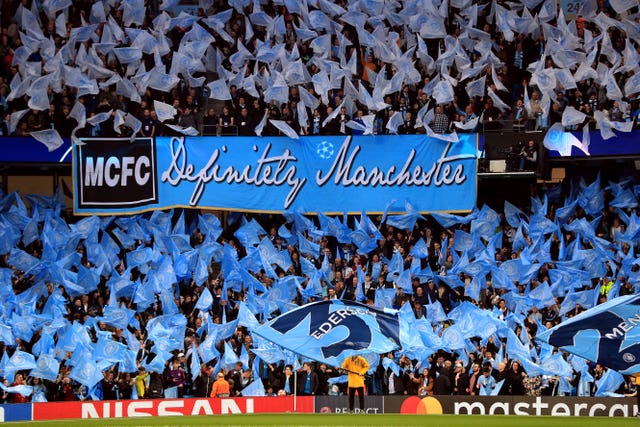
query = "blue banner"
xmin=73 ymin=134 xmax=477 ymax=215
xmin=251 ymin=300 xmax=400 ymax=367
xmin=536 ymin=294 xmax=640 ymax=375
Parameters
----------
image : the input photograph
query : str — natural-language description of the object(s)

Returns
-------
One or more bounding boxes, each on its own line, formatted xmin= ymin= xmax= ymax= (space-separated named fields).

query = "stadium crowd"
xmin=0 ymin=0 xmax=637 ymax=140
xmin=0 ymin=171 xmax=638 ymax=403
xmin=0 ymin=0 xmax=639 ymax=406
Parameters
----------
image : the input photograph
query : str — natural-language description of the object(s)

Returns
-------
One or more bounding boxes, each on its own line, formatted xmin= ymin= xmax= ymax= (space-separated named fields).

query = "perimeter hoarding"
xmin=0 ymin=395 xmax=635 ymax=422
xmin=73 ymin=134 xmax=477 ymax=215
xmin=384 ymin=395 xmax=639 ymax=417
xmin=32 ymin=396 xmax=314 ymax=420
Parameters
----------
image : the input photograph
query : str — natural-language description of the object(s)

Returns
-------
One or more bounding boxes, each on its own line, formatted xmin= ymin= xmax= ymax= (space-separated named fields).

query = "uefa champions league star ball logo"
xmin=316 ymin=140 xmax=334 ymax=160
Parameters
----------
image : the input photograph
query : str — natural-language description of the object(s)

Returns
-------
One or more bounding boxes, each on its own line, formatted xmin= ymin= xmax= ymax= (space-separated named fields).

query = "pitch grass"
xmin=11 ymin=414 xmax=640 ymax=427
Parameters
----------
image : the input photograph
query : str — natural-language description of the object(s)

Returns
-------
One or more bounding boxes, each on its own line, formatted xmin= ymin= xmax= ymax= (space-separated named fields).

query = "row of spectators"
xmin=0 ymin=172 xmax=638 ymax=402
xmin=0 ymin=0 xmax=638 ymax=138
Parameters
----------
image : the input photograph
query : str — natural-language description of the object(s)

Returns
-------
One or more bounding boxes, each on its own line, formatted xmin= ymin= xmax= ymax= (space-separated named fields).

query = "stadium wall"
xmin=1 ymin=395 xmax=637 ymax=421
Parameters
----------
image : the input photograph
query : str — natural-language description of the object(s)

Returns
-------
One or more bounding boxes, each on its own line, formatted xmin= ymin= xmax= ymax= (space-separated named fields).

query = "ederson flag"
xmin=252 ymin=300 xmax=400 ymax=367
xmin=535 ymin=294 xmax=640 ymax=374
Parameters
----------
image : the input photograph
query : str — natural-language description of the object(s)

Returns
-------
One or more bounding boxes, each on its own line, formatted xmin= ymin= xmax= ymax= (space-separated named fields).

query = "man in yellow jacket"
xmin=341 ymin=355 xmax=369 ymax=413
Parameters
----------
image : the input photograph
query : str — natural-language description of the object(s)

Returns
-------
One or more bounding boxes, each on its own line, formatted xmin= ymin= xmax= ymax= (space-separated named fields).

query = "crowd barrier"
xmin=1 ymin=395 xmax=637 ymax=421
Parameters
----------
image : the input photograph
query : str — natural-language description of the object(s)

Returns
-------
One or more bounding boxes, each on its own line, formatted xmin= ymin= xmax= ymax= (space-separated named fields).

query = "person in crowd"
xmin=210 ymin=372 xmax=231 ymax=398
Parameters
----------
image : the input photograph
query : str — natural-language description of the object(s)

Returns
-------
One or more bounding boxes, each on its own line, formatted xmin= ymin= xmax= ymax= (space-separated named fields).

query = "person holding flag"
xmin=340 ymin=355 xmax=369 ymax=413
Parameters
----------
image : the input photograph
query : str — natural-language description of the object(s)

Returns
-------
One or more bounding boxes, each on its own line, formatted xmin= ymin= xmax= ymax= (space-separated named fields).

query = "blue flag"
xmin=594 ymin=368 xmax=625 ymax=397
xmin=5 ymin=350 xmax=37 ymax=374
xmin=252 ymin=300 xmax=400 ymax=366
xmin=242 ymin=378 xmax=266 ymax=396
xmin=536 ymin=294 xmax=640 ymax=374
xmin=194 ymin=287 xmax=214 ymax=311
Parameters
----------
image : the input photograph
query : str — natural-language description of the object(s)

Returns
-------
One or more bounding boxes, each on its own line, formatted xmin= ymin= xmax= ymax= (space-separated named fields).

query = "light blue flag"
xmin=395 ymin=269 xmax=413 ymax=295
xmin=328 ymin=375 xmax=349 ymax=384
xmin=253 ymin=300 xmax=400 ymax=367
xmin=355 ymin=265 xmax=367 ymax=303
xmin=250 ymin=346 xmax=285 ymax=364
xmin=93 ymin=337 xmax=127 ymax=363
xmin=242 ymin=378 xmax=265 ymax=396
xmin=388 ymin=250 xmax=404 ymax=276
xmin=8 ymin=248 xmax=41 ymax=273
xmin=5 ymin=350 xmax=37 ymax=373
xmin=374 ymin=288 xmax=396 ymax=310
xmin=198 ymin=331 xmax=220 ymax=364
xmin=235 ymin=218 xmax=267 ymax=248
xmin=11 ymin=312 xmax=34 ymax=342
xmin=119 ymin=349 xmax=139 ymax=373
xmin=594 ymin=368 xmax=625 ymax=397
xmin=237 ymin=301 xmax=261 ymax=330
xmin=489 ymin=379 xmax=505 ymax=396
xmin=578 ymin=175 xmax=604 ymax=216
xmin=32 ymin=333 xmax=54 ymax=357
xmin=382 ymin=356 xmax=401 ymax=376
xmin=222 ymin=340 xmax=240 ymax=370
xmin=410 ymin=238 xmax=430 ymax=259
xmin=164 ymin=386 xmax=179 ymax=398
xmin=504 ymin=200 xmax=526 ymax=228
xmin=297 ymin=232 xmax=320 ymax=258
xmin=528 ymin=281 xmax=556 ymax=309
xmin=102 ymin=305 xmax=131 ymax=330
xmin=143 ymin=350 xmax=172 ymax=374
xmin=194 ymin=287 xmax=214 ymax=312
xmin=349 ymin=229 xmax=378 ymax=254
xmin=385 ymin=201 xmax=425 ymax=231
xmin=0 ymin=383 xmax=33 ymax=397
xmin=69 ymin=356 xmax=105 ymax=388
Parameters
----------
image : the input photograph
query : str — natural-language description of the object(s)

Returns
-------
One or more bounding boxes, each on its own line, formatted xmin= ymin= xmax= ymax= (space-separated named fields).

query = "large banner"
xmin=73 ymin=134 xmax=477 ymax=215
xmin=32 ymin=396 xmax=314 ymax=420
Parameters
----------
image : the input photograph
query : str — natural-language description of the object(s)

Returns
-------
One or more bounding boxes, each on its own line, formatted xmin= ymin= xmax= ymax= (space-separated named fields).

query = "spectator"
xmin=425 ymin=104 xmax=446 ymax=134
xmin=210 ymin=372 xmax=231 ymax=398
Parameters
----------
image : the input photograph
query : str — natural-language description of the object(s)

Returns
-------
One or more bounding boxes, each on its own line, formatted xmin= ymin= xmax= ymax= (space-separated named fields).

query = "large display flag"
xmin=535 ymin=294 xmax=640 ymax=374
xmin=251 ymin=300 xmax=400 ymax=367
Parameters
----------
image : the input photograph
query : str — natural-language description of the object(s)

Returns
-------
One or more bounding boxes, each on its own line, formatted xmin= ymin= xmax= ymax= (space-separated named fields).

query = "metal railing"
xmin=200 ymin=124 xmax=238 ymax=136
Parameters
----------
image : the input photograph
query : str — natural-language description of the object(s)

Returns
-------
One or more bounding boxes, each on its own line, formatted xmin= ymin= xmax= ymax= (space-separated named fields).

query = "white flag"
xmin=153 ymin=100 xmax=177 ymax=123
xmin=322 ymin=101 xmax=344 ymax=127
xmin=433 ymin=79 xmax=455 ymax=105
xmin=269 ymin=119 xmax=299 ymax=139
xmin=386 ymin=111 xmax=404 ymax=134
xmin=9 ymin=109 xmax=29 ymax=135
xmin=609 ymin=0 xmax=638 ymax=13
xmin=166 ymin=124 xmax=199 ymax=136
xmin=124 ymin=113 xmax=142 ymax=137
xmin=31 ymin=129 xmax=64 ymax=152
xmin=114 ymin=109 xmax=126 ymax=134
xmin=561 ymin=106 xmax=587 ymax=127
xmin=487 ymin=88 xmax=511 ymax=112
xmin=254 ymin=110 xmax=269 ymax=136
xmin=297 ymin=100 xmax=309 ymax=129
xmin=87 ymin=110 xmax=112 ymax=126
xmin=465 ymin=76 xmax=486 ymax=98
xmin=453 ymin=116 xmax=479 ymax=131
xmin=426 ymin=126 xmax=459 ymax=142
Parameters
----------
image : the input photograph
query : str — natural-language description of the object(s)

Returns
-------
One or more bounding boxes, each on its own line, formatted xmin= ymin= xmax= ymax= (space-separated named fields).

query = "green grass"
xmin=10 ymin=414 xmax=640 ymax=427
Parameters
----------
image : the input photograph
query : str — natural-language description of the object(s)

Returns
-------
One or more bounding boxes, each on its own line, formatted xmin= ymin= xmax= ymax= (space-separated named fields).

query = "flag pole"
xmin=293 ymin=367 xmax=298 ymax=412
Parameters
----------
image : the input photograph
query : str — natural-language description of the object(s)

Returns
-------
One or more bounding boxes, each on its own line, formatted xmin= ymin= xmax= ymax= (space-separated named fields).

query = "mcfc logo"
xmin=316 ymin=141 xmax=334 ymax=159
xmin=623 ymin=353 xmax=636 ymax=363
xmin=75 ymin=137 xmax=158 ymax=211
